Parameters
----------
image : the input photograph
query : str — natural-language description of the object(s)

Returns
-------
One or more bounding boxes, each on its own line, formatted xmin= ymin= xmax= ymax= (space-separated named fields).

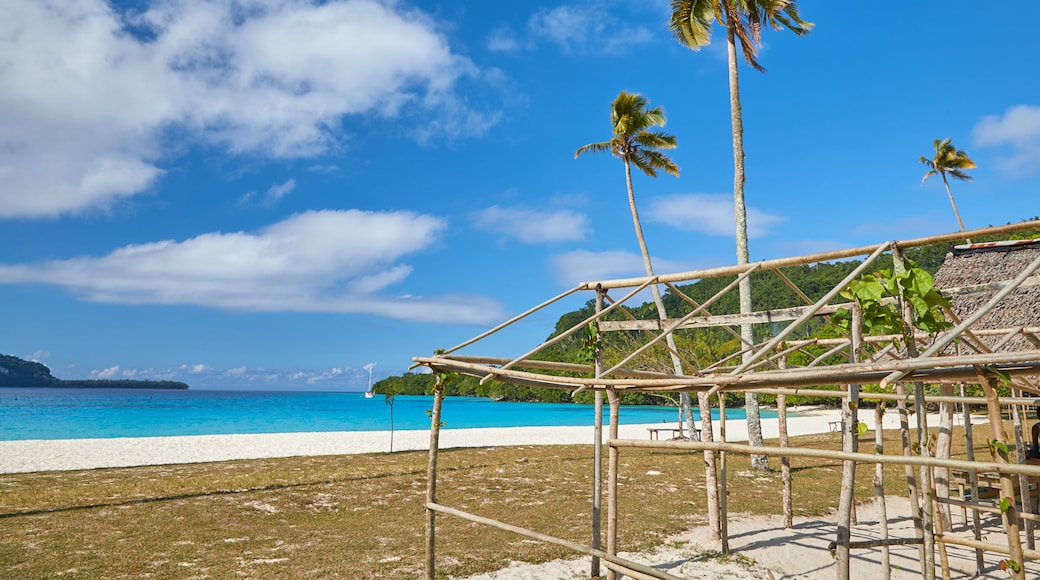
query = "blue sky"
xmin=1 ymin=1 xmax=1037 ymax=390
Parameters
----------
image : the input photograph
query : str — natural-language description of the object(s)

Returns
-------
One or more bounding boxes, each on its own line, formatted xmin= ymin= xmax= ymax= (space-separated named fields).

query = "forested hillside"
xmin=378 ymin=225 xmax=1038 ymax=406
xmin=0 ymin=354 xmax=188 ymax=389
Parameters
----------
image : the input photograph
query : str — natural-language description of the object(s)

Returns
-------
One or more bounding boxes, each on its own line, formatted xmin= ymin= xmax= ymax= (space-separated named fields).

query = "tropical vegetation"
xmin=921 ymin=137 xmax=977 ymax=233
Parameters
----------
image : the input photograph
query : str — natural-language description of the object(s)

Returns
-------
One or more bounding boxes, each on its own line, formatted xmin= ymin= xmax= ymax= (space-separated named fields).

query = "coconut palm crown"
xmin=669 ymin=0 xmax=812 ymax=72
xmin=920 ymin=137 xmax=976 ymax=232
xmin=575 ymin=91 xmax=679 ymax=178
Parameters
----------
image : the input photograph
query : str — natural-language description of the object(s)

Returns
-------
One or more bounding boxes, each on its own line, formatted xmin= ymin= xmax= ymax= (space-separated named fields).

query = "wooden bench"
xmin=828 ymin=421 xmax=843 ymax=432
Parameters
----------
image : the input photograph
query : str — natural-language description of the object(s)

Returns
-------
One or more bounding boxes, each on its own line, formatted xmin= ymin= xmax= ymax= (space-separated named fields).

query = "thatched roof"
xmin=934 ymin=239 xmax=1040 ymax=353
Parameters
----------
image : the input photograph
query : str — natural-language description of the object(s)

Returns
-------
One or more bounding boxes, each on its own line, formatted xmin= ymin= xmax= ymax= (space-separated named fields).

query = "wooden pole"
xmin=1011 ymin=389 xmax=1036 ymax=550
xmin=779 ymin=355 xmax=793 ymax=529
xmin=424 ymin=378 xmax=445 ymax=580
xmin=897 ymin=382 xmax=927 ymax=567
xmin=960 ymin=381 xmax=985 ymax=575
xmin=426 ymin=503 xmax=684 ymax=580
xmin=592 ymin=290 xmax=605 ymax=578
xmin=719 ymin=391 xmax=729 ymax=554
xmin=874 ymin=403 xmax=891 ymax=579
xmin=606 ymin=387 xmax=620 ymax=580
xmin=582 ymin=220 xmax=1040 ymax=290
xmin=835 ymin=303 xmax=862 ymax=580
xmin=699 ymin=388 xmax=720 ymax=540
xmin=978 ymin=370 xmax=1027 ymax=580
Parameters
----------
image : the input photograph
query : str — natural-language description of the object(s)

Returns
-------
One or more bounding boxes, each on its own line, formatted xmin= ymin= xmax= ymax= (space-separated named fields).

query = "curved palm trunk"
xmin=726 ymin=14 xmax=767 ymax=471
xmin=940 ymin=174 xmax=968 ymax=233
xmin=623 ymin=158 xmax=719 ymax=535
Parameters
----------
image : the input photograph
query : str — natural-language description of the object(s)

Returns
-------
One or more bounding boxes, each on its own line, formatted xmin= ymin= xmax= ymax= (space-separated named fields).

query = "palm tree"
xmin=670 ymin=0 xmax=812 ymax=472
xmin=920 ymin=138 xmax=976 ymax=233
xmin=575 ymin=91 xmax=694 ymax=437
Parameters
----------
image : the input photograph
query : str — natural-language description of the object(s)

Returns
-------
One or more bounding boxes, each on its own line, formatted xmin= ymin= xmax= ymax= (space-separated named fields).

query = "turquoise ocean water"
xmin=0 ymin=388 xmax=775 ymax=441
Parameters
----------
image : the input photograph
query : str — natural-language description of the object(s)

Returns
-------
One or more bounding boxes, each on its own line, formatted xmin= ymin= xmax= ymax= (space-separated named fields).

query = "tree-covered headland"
xmin=0 ymin=354 xmax=188 ymax=389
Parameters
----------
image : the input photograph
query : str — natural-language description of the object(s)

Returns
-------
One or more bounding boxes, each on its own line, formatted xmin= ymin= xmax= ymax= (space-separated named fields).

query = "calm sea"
xmin=0 ymin=388 xmax=774 ymax=441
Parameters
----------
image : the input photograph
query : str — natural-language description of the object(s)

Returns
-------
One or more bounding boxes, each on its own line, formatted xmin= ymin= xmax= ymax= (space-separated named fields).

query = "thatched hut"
xmin=934 ymin=239 xmax=1040 ymax=354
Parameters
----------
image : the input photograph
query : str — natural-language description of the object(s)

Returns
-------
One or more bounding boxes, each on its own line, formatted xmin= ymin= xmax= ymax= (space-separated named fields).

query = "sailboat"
xmin=364 ymin=362 xmax=375 ymax=398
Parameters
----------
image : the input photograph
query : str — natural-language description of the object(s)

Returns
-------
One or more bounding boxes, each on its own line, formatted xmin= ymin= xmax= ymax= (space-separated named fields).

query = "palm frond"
xmin=575 ymin=141 xmax=612 ymax=159
xmin=637 ymin=149 xmax=681 ymax=178
xmin=669 ymin=0 xmax=718 ymax=49
xmin=634 ymin=131 xmax=678 ymax=150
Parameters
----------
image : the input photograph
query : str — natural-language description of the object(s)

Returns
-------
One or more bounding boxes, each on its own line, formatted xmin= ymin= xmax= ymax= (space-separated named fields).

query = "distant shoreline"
xmin=1 ymin=384 xmax=187 ymax=392
xmin=0 ymin=407 xmax=868 ymax=474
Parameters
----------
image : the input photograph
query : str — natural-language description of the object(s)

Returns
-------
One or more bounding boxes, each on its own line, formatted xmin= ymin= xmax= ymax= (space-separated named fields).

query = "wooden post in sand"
xmin=591 ymin=289 xmax=605 ymax=578
xmin=424 ymin=377 xmax=445 ymax=580
xmin=960 ymin=381 xmax=984 ymax=575
xmin=606 ymin=387 xmax=621 ymax=580
xmin=979 ymin=371 xmax=1026 ymax=580
xmin=835 ymin=302 xmax=862 ymax=579
xmin=778 ymin=355 xmax=793 ymax=529
xmin=719 ymin=391 xmax=729 ymax=554
xmin=874 ymin=403 xmax=891 ymax=579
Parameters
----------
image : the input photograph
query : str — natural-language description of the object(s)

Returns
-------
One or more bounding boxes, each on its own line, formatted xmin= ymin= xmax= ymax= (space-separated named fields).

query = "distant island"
xmin=0 ymin=354 xmax=189 ymax=390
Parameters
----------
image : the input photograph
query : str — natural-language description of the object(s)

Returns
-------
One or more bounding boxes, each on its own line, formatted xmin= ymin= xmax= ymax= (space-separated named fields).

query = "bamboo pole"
xmin=744 ymin=386 xmax=1040 ymax=406
xmin=699 ymin=387 xmax=720 ymax=540
xmin=600 ymin=266 xmax=758 ymax=378
xmin=582 ymin=221 xmax=1040 ymax=290
xmin=424 ymin=377 xmax=445 ymax=580
xmin=720 ymin=242 xmax=891 ymax=384
xmin=978 ymin=370 xmax=1027 ymax=580
xmin=425 ymin=285 xmax=582 ymax=361
xmin=874 ymin=403 xmax=891 ymax=579
xmin=610 ymin=439 xmax=1040 ymax=477
xmin=719 ymin=392 xmax=729 ymax=554
xmin=425 ymin=503 xmax=684 ymax=580
xmin=591 ymin=290 xmax=605 ymax=578
xmin=896 ymin=381 xmax=926 ymax=568
xmin=417 ymin=350 xmax=1040 ymax=393
xmin=606 ymin=387 xmax=620 ymax=580
xmin=960 ymin=381 xmax=985 ymax=576
xmin=835 ymin=303 xmax=862 ymax=580
xmin=482 ymin=279 xmax=655 ymax=382
xmin=1012 ymin=389 xmax=1036 ymax=550
xmin=779 ymin=355 xmax=793 ymax=529
xmin=935 ymin=534 xmax=1040 ymax=560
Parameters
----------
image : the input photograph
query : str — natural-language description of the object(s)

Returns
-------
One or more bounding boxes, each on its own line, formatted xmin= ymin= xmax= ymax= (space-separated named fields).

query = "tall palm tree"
xmin=920 ymin=137 xmax=976 ymax=233
xmin=670 ymin=0 xmax=812 ymax=472
xmin=575 ymin=91 xmax=694 ymax=438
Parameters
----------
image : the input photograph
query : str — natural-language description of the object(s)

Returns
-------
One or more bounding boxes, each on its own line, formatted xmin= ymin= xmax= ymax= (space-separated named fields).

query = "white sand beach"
xmin=3 ymin=407 xmax=1006 ymax=579
xmin=0 ymin=406 xmax=862 ymax=474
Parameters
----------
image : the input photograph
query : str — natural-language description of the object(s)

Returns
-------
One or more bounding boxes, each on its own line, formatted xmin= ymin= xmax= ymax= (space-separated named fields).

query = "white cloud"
xmin=528 ymin=4 xmax=654 ymax=54
xmin=94 ymin=365 xmax=121 ymax=379
xmin=645 ymin=194 xmax=787 ymax=238
xmin=549 ymin=249 xmax=694 ymax=288
xmin=473 ymin=205 xmax=591 ymax=243
xmin=0 ymin=209 xmax=505 ymax=324
xmin=265 ymin=178 xmax=297 ymax=203
xmin=973 ymin=105 xmax=1040 ymax=175
xmin=0 ymin=0 xmax=492 ymax=218
xmin=487 ymin=27 xmax=520 ymax=52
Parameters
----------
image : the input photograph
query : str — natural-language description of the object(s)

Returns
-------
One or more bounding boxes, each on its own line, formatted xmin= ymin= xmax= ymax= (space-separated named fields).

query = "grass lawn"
xmin=2 ymin=427 xmax=992 ymax=579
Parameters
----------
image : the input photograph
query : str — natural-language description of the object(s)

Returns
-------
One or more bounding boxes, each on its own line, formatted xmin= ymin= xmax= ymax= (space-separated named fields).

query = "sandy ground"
xmin=3 ymin=407 xmax=1014 ymax=579
xmin=0 ymin=406 xmax=861 ymax=474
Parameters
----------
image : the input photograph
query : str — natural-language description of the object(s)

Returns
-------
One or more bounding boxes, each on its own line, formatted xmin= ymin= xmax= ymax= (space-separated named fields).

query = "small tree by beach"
xmin=920 ymin=137 xmax=976 ymax=234
xmin=384 ymin=383 xmax=397 ymax=452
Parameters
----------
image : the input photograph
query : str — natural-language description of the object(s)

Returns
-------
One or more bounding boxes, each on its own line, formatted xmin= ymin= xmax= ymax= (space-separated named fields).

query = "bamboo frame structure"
xmin=419 ymin=221 xmax=1040 ymax=579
